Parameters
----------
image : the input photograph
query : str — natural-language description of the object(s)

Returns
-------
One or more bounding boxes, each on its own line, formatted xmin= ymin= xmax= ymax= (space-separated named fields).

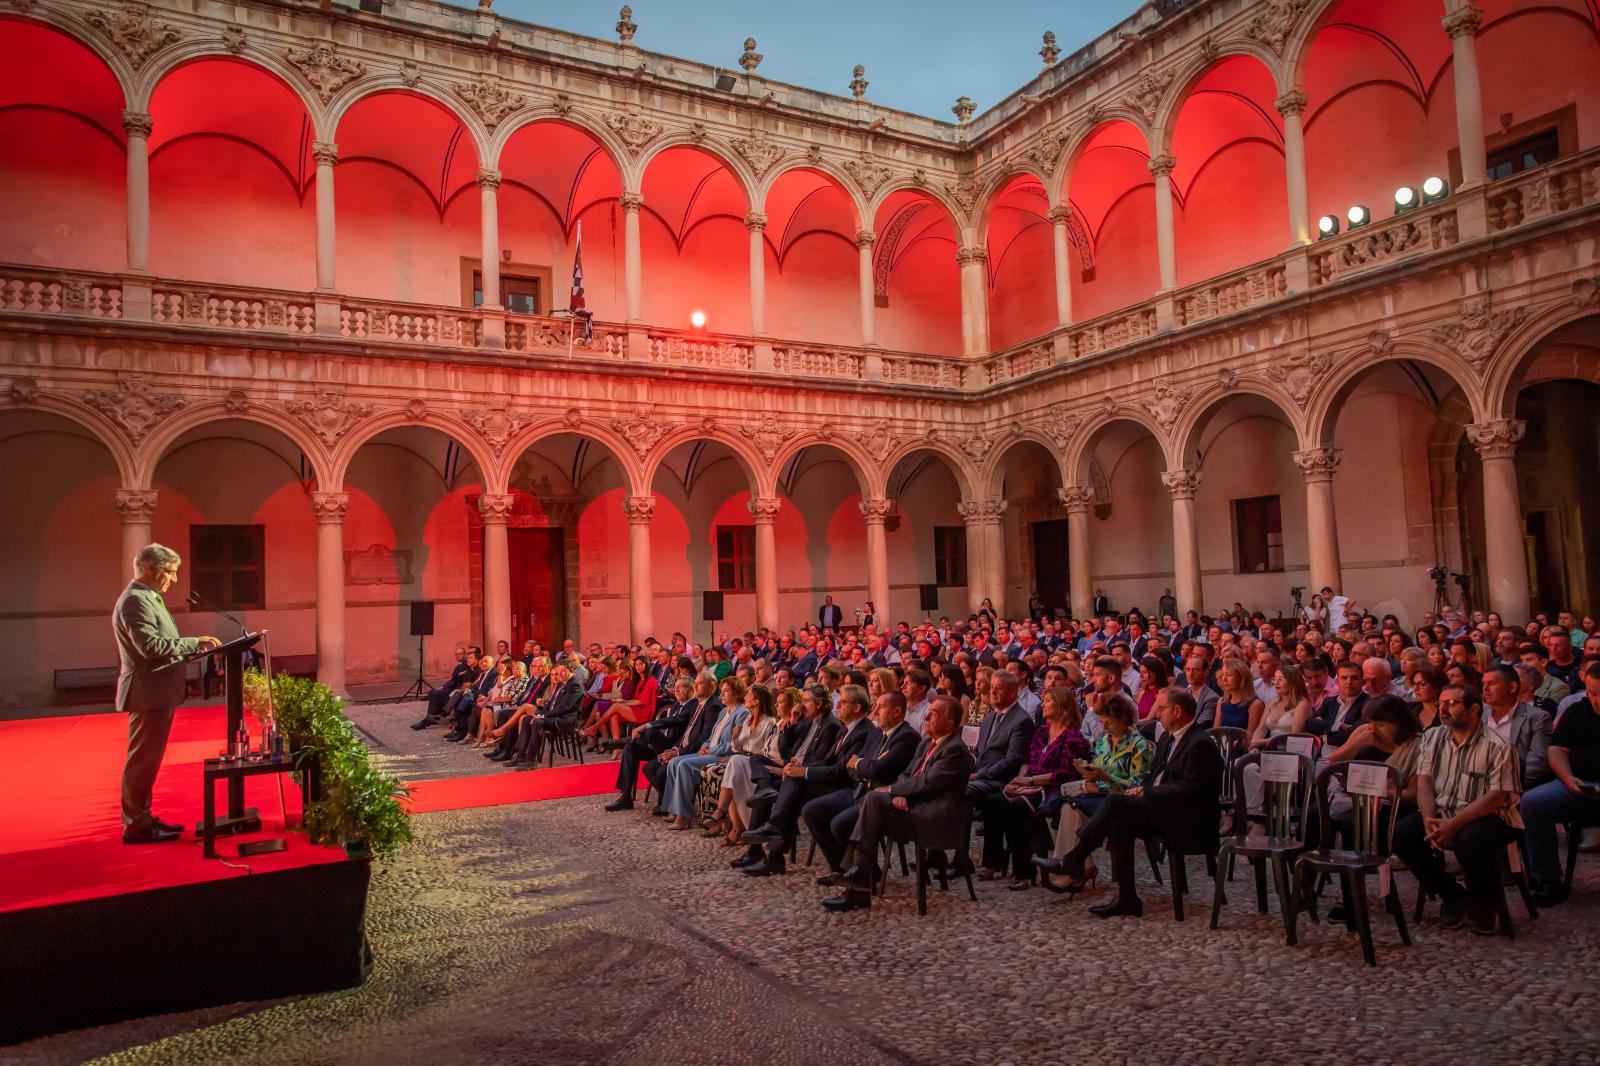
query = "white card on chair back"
xmin=961 ymin=725 xmax=980 ymax=748
xmin=1285 ymin=735 xmax=1315 ymax=758
xmin=1260 ymin=751 xmax=1300 ymax=784
xmin=1346 ymin=761 xmax=1388 ymax=798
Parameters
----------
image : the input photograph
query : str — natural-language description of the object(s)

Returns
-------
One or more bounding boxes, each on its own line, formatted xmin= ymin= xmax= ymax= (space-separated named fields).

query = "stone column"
xmin=749 ymin=497 xmax=782 ymax=632
xmin=1048 ymin=205 xmax=1074 ymax=326
xmin=860 ymin=498 xmax=892 ymax=619
xmin=1275 ymin=91 xmax=1311 ymax=247
xmin=956 ymin=246 xmax=990 ymax=356
xmin=1468 ymin=419 xmax=1531 ymax=623
xmin=312 ymin=141 xmax=339 ymax=291
xmin=623 ymin=495 xmax=656 ymax=645
xmin=1162 ymin=469 xmax=1203 ymax=616
xmin=123 ymin=111 xmax=152 ymax=274
xmin=479 ymin=493 xmax=515 ymax=651
xmin=1294 ymin=448 xmax=1344 ymax=595
xmin=477 ymin=168 xmax=504 ymax=348
xmin=1057 ymin=486 xmax=1094 ymax=620
xmin=855 ymin=231 xmax=877 ymax=345
xmin=981 ymin=501 xmax=1007 ymax=619
xmin=746 ymin=212 xmax=767 ymax=335
xmin=622 ymin=192 xmax=643 ymax=322
xmin=1444 ymin=4 xmax=1488 ymax=187
xmin=1149 ymin=154 xmax=1178 ymax=293
xmin=115 ymin=488 xmax=158 ymax=575
xmin=311 ymin=491 xmax=349 ymax=696
xmin=958 ymin=501 xmax=988 ymax=615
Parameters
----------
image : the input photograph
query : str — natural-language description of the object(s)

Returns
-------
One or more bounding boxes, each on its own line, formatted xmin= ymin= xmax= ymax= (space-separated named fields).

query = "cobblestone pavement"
xmin=13 ymin=706 xmax=1600 ymax=1065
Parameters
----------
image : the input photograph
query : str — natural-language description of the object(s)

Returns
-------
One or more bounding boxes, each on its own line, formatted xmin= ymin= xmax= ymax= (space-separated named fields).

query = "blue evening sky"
xmin=494 ymin=1 xmax=1149 ymax=119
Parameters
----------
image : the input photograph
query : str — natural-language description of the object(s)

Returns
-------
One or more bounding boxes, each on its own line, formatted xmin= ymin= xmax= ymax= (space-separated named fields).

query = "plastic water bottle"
xmin=235 ymin=717 xmax=250 ymax=760
xmin=266 ymin=717 xmax=284 ymax=760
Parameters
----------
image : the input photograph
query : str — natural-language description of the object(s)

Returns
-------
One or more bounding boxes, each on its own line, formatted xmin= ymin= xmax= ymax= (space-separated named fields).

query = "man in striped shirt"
xmin=1391 ymin=682 xmax=1523 ymax=935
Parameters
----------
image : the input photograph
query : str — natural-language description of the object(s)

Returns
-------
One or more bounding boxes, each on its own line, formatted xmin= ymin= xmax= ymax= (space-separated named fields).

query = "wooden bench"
xmin=54 ymin=661 xmax=206 ymax=705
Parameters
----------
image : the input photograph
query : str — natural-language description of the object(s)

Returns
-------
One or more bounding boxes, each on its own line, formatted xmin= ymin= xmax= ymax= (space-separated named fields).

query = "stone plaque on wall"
xmin=345 ymin=544 xmax=414 ymax=586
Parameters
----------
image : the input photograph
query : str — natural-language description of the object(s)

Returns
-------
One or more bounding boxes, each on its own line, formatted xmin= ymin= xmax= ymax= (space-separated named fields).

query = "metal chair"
xmin=1292 ymin=760 xmax=1410 ymax=966
xmin=873 ymin=802 xmax=977 ymax=916
xmin=1210 ymin=749 xmax=1315 ymax=945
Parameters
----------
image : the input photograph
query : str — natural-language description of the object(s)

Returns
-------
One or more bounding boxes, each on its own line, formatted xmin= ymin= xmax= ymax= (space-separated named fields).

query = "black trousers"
xmin=121 ymin=705 xmax=176 ymax=829
xmin=517 ymin=716 xmax=572 ymax=763
xmin=1066 ymin=793 xmax=1195 ymax=904
xmin=763 ymin=775 xmax=822 ymax=846
xmin=847 ymin=791 xmax=915 ymax=885
xmin=977 ymin=791 xmax=1045 ymax=878
xmin=803 ymin=788 xmax=861 ymax=872
xmin=616 ymin=729 xmax=674 ymax=799
xmin=426 ymin=686 xmax=457 ymax=718
xmin=1392 ymin=811 xmax=1517 ymax=916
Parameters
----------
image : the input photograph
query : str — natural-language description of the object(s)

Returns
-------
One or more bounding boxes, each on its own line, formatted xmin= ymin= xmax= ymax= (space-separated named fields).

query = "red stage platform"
xmin=0 ymin=705 xmax=346 ymax=913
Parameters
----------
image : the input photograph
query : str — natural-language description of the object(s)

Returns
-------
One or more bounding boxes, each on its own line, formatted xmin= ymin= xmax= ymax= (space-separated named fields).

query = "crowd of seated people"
xmin=409 ymin=592 xmax=1600 ymax=923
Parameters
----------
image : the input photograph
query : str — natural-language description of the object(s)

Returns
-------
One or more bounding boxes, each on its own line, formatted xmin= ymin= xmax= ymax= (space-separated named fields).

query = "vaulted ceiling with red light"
xmin=984 ymin=174 xmax=1051 ymax=281
xmin=762 ymin=167 xmax=857 ymax=269
xmin=0 ymin=20 xmax=123 ymax=140
xmin=335 ymin=92 xmax=481 ymax=217
xmin=498 ymin=121 xmax=622 ymax=235
xmin=870 ymin=189 xmax=958 ymax=301
xmin=149 ymin=59 xmax=313 ymax=198
xmin=639 ymin=146 xmax=748 ymax=247
xmin=1064 ymin=120 xmax=1151 ymax=271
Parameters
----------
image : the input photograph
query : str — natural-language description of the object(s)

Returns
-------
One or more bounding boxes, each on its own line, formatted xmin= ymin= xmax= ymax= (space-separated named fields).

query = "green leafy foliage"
xmin=247 ymin=669 xmax=412 ymax=861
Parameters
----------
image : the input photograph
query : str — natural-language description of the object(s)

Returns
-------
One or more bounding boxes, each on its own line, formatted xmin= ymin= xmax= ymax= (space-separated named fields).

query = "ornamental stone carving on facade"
xmin=478 ymin=493 xmax=516 ymax=523
xmin=284 ymin=389 xmax=373 ymax=446
xmin=1575 ymin=277 xmax=1600 ymax=309
xmin=285 ymin=44 xmax=367 ymax=103
xmin=957 ymin=430 xmax=994 ymax=464
xmin=122 ymin=111 xmax=153 ymax=139
xmin=85 ymin=5 xmax=186 ymax=70
xmin=611 ymin=408 xmax=673 ymax=459
xmin=310 ymin=491 xmax=350 ymax=524
xmin=1245 ymin=0 xmax=1311 ymax=52
xmin=739 ymin=416 xmax=795 ymax=462
xmin=115 ymin=488 xmax=159 ymax=522
xmin=747 ymin=497 xmax=782 ymax=523
xmin=947 ymin=176 xmax=981 ymax=214
xmin=739 ymin=38 xmax=762 ymax=73
xmin=1142 ymin=379 xmax=1191 ymax=433
xmin=1466 ymin=418 xmax=1524 ymax=459
xmin=8 ymin=376 xmax=39 ymax=405
xmin=452 ymin=76 xmax=527 ymax=129
xmin=605 ymin=108 xmax=664 ymax=158
xmin=223 ymin=389 xmax=250 ymax=414
xmin=1429 ymin=296 xmax=1527 ymax=370
xmin=1292 ymin=448 xmax=1342 ymax=482
xmin=1127 ymin=67 xmax=1175 ymax=124
xmin=82 ymin=376 xmax=185 ymax=443
xmin=221 ymin=26 xmax=247 ymax=56
xmin=1160 ymin=468 xmax=1203 ymax=499
xmin=1040 ymin=31 xmax=1061 ymax=67
xmin=1056 ymin=486 xmax=1094 ymax=512
xmin=859 ymin=498 xmax=894 ymax=522
xmin=1265 ymin=349 xmax=1331 ymax=408
xmin=615 ymin=6 xmax=637 ymax=44
xmin=849 ymin=65 xmax=869 ymax=99
xmin=621 ymin=495 xmax=656 ymax=523
xmin=730 ymin=130 xmax=785 ymax=177
xmin=843 ymin=157 xmax=893 ymax=199
xmin=1441 ymin=4 xmax=1484 ymax=40
xmin=1025 ymin=127 xmax=1069 ymax=173
xmin=1044 ymin=403 xmax=1081 ymax=447
xmin=952 ymin=97 xmax=976 ymax=124
xmin=399 ymin=61 xmax=423 ymax=88
xmin=459 ymin=400 xmax=531 ymax=455
xmin=853 ymin=425 xmax=900 ymax=465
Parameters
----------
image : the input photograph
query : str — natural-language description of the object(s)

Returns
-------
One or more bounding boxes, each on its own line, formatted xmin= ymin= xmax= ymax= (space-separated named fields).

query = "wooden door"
xmin=1031 ymin=519 xmax=1070 ymax=617
xmin=508 ymin=528 xmax=565 ymax=651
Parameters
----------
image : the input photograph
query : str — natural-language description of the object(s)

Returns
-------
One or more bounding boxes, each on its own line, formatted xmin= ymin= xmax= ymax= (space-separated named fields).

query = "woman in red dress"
xmin=584 ymin=657 xmax=658 ymax=748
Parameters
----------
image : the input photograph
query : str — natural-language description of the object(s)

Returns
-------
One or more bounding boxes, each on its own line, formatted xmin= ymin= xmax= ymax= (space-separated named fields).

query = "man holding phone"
xmin=1520 ymin=660 xmax=1600 ymax=905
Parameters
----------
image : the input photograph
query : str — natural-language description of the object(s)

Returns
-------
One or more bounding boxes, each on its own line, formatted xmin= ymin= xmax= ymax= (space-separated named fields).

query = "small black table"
xmin=200 ymin=753 xmax=317 ymax=858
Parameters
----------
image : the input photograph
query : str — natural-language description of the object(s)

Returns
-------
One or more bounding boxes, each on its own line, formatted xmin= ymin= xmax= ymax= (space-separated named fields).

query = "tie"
xmin=915 ymin=738 xmax=939 ymax=775
xmin=832 ymin=727 xmax=849 ymax=757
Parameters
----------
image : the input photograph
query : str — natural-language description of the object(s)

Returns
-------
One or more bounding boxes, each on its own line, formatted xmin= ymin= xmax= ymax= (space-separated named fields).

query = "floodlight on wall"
xmin=1346 ymin=204 xmax=1371 ymax=229
xmin=689 ymin=309 xmax=707 ymax=329
xmin=714 ymin=69 xmax=738 ymax=91
xmin=1421 ymin=175 xmax=1450 ymax=204
xmin=1393 ymin=185 xmax=1420 ymax=214
xmin=1316 ymin=214 xmax=1340 ymax=239
xmin=358 ymin=0 xmax=383 ymax=11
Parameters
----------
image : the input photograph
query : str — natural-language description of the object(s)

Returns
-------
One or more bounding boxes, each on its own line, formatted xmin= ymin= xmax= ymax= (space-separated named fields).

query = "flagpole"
xmin=567 ymin=220 xmax=582 ymax=360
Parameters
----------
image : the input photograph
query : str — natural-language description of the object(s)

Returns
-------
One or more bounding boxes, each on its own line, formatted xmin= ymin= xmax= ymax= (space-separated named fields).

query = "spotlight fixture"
xmin=1346 ymin=204 xmax=1371 ymax=229
xmin=1316 ymin=214 xmax=1340 ymax=239
xmin=1421 ymin=175 xmax=1449 ymax=204
xmin=689 ymin=309 xmax=707 ymax=329
xmin=714 ymin=69 xmax=738 ymax=92
xmin=1393 ymin=185 xmax=1420 ymax=214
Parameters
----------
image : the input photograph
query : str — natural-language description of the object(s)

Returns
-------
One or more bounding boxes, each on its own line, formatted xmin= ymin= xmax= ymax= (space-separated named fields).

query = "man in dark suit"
xmin=411 ymin=643 xmax=478 ymax=729
xmin=968 ymin=671 xmax=1036 ymax=804
xmin=1306 ymin=661 xmax=1369 ymax=746
xmin=804 ymin=689 xmax=921 ymax=878
xmin=605 ymin=672 xmax=720 ymax=812
xmin=1092 ymin=588 xmax=1111 ymax=616
xmin=738 ymin=684 xmax=867 ymax=876
xmin=444 ymin=653 xmax=500 ymax=741
xmin=818 ymin=595 xmax=844 ymax=630
xmin=507 ymin=662 xmax=585 ymax=767
xmin=1037 ymin=687 xmax=1222 ymax=918
xmin=822 ymin=696 xmax=976 ymax=912
xmin=115 ymin=544 xmax=219 ymax=844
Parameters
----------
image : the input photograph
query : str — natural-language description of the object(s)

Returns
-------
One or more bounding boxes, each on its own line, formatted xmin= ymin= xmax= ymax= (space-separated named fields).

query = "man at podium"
xmin=116 ymin=544 xmax=219 ymax=844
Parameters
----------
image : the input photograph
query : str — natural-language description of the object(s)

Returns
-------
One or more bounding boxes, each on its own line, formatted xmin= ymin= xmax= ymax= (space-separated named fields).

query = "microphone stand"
xmin=188 ymin=590 xmax=253 ymax=695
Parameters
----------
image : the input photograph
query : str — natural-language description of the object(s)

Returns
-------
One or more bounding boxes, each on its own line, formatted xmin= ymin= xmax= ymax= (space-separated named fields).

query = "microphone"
xmin=187 ymin=589 xmax=248 ymax=637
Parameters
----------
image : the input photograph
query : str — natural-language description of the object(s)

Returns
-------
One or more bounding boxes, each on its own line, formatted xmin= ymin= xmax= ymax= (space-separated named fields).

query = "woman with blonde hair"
xmin=701 ymin=684 xmax=781 ymax=840
xmin=1216 ymin=658 xmax=1263 ymax=735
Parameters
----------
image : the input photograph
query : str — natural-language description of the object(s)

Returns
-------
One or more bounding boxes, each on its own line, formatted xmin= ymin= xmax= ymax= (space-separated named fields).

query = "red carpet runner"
xmin=402 ymin=759 xmax=640 ymax=815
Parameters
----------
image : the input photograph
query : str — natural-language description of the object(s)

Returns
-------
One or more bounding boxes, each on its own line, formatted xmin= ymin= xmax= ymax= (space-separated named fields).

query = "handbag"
xmin=694 ymin=762 xmax=727 ymax=819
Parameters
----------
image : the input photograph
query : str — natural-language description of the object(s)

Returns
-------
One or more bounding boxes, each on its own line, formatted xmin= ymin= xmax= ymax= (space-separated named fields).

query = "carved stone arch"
xmin=134 ymin=399 xmax=335 ymax=489
xmin=330 ymin=407 xmax=501 ymax=492
xmin=485 ymin=107 xmax=630 ymax=176
xmin=327 ymin=76 xmax=492 ymax=155
xmin=640 ymin=422 xmax=767 ymax=496
xmin=756 ymin=158 xmax=867 ymax=233
xmin=4 ymin=10 xmax=138 ymax=108
xmin=1151 ymin=43 xmax=1285 ymax=154
xmin=879 ymin=437 xmax=978 ymax=500
xmin=1482 ymin=297 xmax=1600 ymax=419
xmin=3 ymin=392 xmax=141 ymax=487
xmin=864 ymin=177 xmax=966 ymax=233
xmin=491 ymin=417 xmax=647 ymax=498
xmin=1280 ymin=0 xmax=1356 ymax=93
xmin=133 ymin=41 xmax=329 ymax=130
xmin=768 ymin=431 xmax=879 ymax=499
xmin=980 ymin=429 xmax=1067 ymax=499
xmin=635 ymin=136 xmax=757 ymax=213
xmin=975 ymin=164 xmax=1052 ymax=242
xmin=1058 ymin=109 xmax=1156 ymax=206
xmin=1307 ymin=337 xmax=1485 ymax=447
xmin=1064 ymin=405 xmax=1174 ymax=483
xmin=1169 ymin=377 xmax=1306 ymax=463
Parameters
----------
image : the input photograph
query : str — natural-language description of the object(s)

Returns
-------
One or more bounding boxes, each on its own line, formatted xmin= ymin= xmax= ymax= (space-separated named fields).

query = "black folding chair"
xmin=1292 ymin=761 xmax=1410 ymax=966
xmin=1210 ymin=750 xmax=1314 ymax=945
xmin=876 ymin=802 xmax=977 ymax=916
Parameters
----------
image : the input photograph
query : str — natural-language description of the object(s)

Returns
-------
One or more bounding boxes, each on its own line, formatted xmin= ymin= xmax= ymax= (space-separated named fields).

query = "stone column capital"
xmin=1466 ymin=418 xmax=1525 ymax=459
xmin=854 ymin=230 xmax=876 ymax=249
xmin=312 ymin=140 xmax=340 ymax=166
xmin=748 ymin=496 xmax=782 ymax=524
xmin=955 ymin=246 xmax=989 ymax=265
xmin=115 ymin=488 xmax=159 ymax=521
xmin=859 ymin=497 xmax=893 ymax=523
xmin=622 ymin=495 xmax=656 ymax=523
xmin=122 ymin=110 xmax=153 ymax=139
xmin=1056 ymin=486 xmax=1093 ymax=513
xmin=478 ymin=492 xmax=516 ymax=524
xmin=1274 ymin=90 xmax=1309 ymax=118
xmin=310 ymin=490 xmax=350 ymax=524
xmin=1442 ymin=4 xmax=1483 ymax=39
xmin=1047 ymin=204 xmax=1073 ymax=225
xmin=1160 ymin=468 xmax=1202 ymax=500
xmin=476 ymin=167 xmax=502 ymax=191
xmin=1292 ymin=447 xmax=1342 ymax=482
xmin=958 ymin=498 xmax=1006 ymax=524
xmin=744 ymin=212 xmax=768 ymax=233
xmin=620 ymin=191 xmax=643 ymax=212
xmin=1147 ymin=153 xmax=1177 ymax=178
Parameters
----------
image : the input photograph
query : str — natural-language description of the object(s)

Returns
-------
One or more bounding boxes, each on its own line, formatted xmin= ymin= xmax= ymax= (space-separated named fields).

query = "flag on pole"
xmin=570 ymin=220 xmax=593 ymax=342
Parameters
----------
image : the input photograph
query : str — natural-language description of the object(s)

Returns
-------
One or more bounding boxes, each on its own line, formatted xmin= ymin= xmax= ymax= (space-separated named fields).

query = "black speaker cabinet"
xmin=702 ymin=591 xmax=725 ymax=622
xmin=918 ymin=584 xmax=940 ymax=612
xmin=409 ymin=600 xmax=435 ymax=637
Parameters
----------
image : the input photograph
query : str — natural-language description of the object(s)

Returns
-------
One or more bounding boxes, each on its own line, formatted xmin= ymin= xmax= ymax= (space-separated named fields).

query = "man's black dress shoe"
xmin=1088 ymin=897 xmax=1143 ymax=919
xmin=604 ymin=797 xmax=635 ymax=812
xmin=740 ymin=824 xmax=783 ymax=845
xmin=749 ymin=787 xmax=780 ymax=804
xmin=410 ymin=718 xmax=431 ymax=730
xmin=742 ymin=853 xmax=786 ymax=877
xmin=122 ymin=824 xmax=181 ymax=844
xmin=730 ymin=845 xmax=763 ymax=868
xmin=822 ymin=888 xmax=872 ymax=913
xmin=649 ymin=805 xmax=669 ymax=817
xmin=151 ymin=815 xmax=185 ymax=834
xmin=443 ymin=731 xmax=465 ymax=742
xmin=516 ymin=762 xmax=537 ymax=771
xmin=816 ymin=871 xmax=847 ymax=887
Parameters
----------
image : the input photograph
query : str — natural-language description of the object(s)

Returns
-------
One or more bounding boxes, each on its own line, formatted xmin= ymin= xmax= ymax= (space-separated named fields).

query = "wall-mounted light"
xmin=689 ymin=309 xmax=707 ymax=329
xmin=1317 ymin=214 xmax=1340 ymax=239
xmin=1421 ymin=175 xmax=1449 ymax=204
xmin=1393 ymin=186 xmax=1420 ymax=214
xmin=1346 ymin=204 xmax=1371 ymax=229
